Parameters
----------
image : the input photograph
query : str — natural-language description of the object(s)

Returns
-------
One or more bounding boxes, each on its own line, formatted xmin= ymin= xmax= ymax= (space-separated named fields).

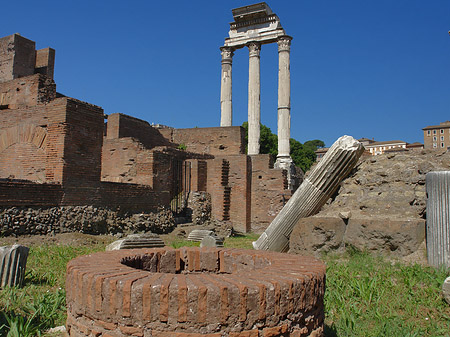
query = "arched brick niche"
xmin=66 ymin=247 xmax=326 ymax=337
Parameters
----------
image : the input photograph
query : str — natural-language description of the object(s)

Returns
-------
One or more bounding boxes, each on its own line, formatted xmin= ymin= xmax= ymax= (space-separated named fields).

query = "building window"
xmin=442 ymin=143 xmax=445 ymax=148
xmin=433 ymin=130 xmax=437 ymax=134
xmin=427 ymin=130 xmax=431 ymax=136
xmin=433 ymin=143 xmax=437 ymax=148
xmin=441 ymin=136 xmax=444 ymax=141
xmin=433 ymin=136 xmax=437 ymax=141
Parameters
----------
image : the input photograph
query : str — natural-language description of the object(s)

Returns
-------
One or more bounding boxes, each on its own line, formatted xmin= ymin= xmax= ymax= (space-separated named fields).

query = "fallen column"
xmin=253 ymin=135 xmax=365 ymax=252
xmin=426 ymin=171 xmax=450 ymax=269
xmin=0 ymin=244 xmax=30 ymax=288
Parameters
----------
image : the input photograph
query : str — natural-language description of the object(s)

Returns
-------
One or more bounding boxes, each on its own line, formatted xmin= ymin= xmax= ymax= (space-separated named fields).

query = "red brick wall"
xmin=187 ymin=159 xmax=208 ymax=192
xmin=160 ymin=126 xmax=245 ymax=156
xmin=62 ymin=98 xmax=104 ymax=186
xmin=0 ymin=180 xmax=63 ymax=207
xmin=0 ymin=180 xmax=169 ymax=212
xmin=0 ymin=74 xmax=56 ymax=109
xmin=250 ymin=155 xmax=291 ymax=233
xmin=206 ymin=155 xmax=251 ymax=232
xmin=106 ymin=113 xmax=171 ymax=149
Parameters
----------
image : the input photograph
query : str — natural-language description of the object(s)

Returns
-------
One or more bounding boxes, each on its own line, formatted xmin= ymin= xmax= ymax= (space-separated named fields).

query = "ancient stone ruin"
xmin=220 ymin=3 xmax=296 ymax=187
xmin=66 ymin=247 xmax=326 ymax=336
xmin=0 ymin=28 xmax=298 ymax=236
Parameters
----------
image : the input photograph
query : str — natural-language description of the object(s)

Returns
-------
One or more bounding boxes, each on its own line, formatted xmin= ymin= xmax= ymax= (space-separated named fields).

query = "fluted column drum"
xmin=426 ymin=171 xmax=450 ymax=269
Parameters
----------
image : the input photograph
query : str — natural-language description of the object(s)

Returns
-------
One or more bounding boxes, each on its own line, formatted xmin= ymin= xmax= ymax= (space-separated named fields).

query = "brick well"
xmin=66 ymin=248 xmax=325 ymax=337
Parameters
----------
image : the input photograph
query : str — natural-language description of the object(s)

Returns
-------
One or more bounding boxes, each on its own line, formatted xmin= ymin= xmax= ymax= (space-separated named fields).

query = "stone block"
xmin=343 ymin=218 xmax=425 ymax=256
xmin=289 ymin=217 xmax=346 ymax=256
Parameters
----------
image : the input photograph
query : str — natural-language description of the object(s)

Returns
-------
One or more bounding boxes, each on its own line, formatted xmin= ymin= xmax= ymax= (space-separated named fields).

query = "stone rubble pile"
xmin=0 ymin=206 xmax=175 ymax=237
xmin=186 ymin=192 xmax=212 ymax=225
xmin=290 ymin=150 xmax=450 ymax=257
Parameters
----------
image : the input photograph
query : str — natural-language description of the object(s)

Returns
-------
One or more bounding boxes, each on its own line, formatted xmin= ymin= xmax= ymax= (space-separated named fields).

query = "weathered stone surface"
xmin=106 ymin=233 xmax=165 ymax=251
xmin=343 ymin=218 xmax=426 ymax=256
xmin=254 ymin=135 xmax=365 ymax=252
xmin=0 ymin=244 xmax=29 ymax=288
xmin=426 ymin=171 xmax=450 ymax=269
xmin=443 ymin=277 xmax=450 ymax=304
xmin=318 ymin=150 xmax=450 ymax=220
xmin=290 ymin=217 xmax=425 ymax=258
xmin=289 ymin=217 xmax=346 ymax=256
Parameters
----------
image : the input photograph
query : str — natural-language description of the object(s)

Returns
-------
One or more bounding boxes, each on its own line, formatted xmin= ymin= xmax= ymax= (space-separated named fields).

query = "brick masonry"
xmin=0 ymin=33 xmax=297 ymax=234
xmin=66 ymin=247 xmax=325 ymax=337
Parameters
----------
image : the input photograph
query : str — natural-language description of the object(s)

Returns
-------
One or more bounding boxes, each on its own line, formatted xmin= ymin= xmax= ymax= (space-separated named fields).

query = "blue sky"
xmin=2 ymin=0 xmax=450 ymax=147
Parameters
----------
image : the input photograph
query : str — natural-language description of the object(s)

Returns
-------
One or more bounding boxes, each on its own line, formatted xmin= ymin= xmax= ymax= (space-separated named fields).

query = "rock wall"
xmin=0 ymin=206 xmax=175 ymax=237
xmin=290 ymin=150 xmax=450 ymax=257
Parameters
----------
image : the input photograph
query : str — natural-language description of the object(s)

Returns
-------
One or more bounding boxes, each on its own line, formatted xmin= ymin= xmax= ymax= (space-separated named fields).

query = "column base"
xmin=274 ymin=156 xmax=299 ymax=190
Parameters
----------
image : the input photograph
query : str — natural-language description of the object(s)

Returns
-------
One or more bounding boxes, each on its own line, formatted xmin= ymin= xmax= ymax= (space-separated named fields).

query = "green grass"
xmin=0 ymin=244 xmax=106 ymax=336
xmin=323 ymin=248 xmax=450 ymax=336
xmin=0 ymin=235 xmax=449 ymax=336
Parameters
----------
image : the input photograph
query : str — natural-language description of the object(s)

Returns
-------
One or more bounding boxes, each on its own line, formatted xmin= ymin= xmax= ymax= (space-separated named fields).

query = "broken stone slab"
xmin=0 ymin=244 xmax=29 ymax=288
xmin=106 ymin=233 xmax=165 ymax=251
xmin=443 ymin=277 xmax=450 ymax=304
xmin=200 ymin=235 xmax=224 ymax=248
xmin=426 ymin=171 xmax=450 ymax=269
xmin=253 ymin=135 xmax=365 ymax=252
xmin=187 ymin=229 xmax=215 ymax=242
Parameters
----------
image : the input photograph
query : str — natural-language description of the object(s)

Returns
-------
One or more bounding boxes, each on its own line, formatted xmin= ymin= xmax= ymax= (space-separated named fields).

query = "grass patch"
xmin=0 ymin=243 xmax=106 ymax=336
xmin=323 ymin=248 xmax=450 ymax=336
xmin=223 ymin=233 xmax=259 ymax=249
xmin=1 ymin=234 xmax=449 ymax=336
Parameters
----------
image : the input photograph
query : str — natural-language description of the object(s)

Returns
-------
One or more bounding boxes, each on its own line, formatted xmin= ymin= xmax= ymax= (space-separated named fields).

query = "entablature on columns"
xmin=224 ymin=2 xmax=286 ymax=49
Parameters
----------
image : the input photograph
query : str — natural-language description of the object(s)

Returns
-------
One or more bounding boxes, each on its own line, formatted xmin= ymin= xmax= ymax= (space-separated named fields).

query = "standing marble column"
xmin=247 ymin=41 xmax=261 ymax=155
xmin=276 ymin=36 xmax=293 ymax=163
xmin=220 ymin=46 xmax=234 ymax=127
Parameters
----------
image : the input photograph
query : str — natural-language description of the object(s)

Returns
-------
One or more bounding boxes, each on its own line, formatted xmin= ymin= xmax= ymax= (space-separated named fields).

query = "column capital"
xmin=220 ymin=46 xmax=234 ymax=64
xmin=277 ymin=35 xmax=293 ymax=53
xmin=247 ymin=41 xmax=261 ymax=58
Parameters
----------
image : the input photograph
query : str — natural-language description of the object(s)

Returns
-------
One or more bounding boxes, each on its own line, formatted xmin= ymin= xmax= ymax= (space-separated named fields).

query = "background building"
xmin=423 ymin=121 xmax=450 ymax=150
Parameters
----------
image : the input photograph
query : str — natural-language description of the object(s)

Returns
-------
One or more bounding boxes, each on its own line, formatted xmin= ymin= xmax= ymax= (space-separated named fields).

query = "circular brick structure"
xmin=66 ymin=247 xmax=326 ymax=337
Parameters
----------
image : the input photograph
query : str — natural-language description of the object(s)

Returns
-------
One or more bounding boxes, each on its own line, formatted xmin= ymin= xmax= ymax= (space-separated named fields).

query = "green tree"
xmin=290 ymin=138 xmax=316 ymax=172
xmin=241 ymin=122 xmax=320 ymax=172
xmin=304 ymin=139 xmax=325 ymax=151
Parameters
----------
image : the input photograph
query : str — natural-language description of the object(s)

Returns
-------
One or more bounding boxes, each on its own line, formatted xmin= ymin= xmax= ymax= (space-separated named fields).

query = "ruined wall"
xmin=0 ymin=180 xmax=170 ymax=212
xmin=106 ymin=113 xmax=170 ymax=149
xmin=0 ymin=73 xmax=56 ymax=109
xmin=160 ymin=126 xmax=245 ymax=156
xmin=63 ymin=99 xmax=104 ymax=185
xmin=0 ymin=34 xmax=55 ymax=83
xmin=250 ymin=155 xmax=291 ymax=233
xmin=0 ymin=97 xmax=104 ymax=184
xmin=0 ymin=34 xmax=35 ymax=82
xmin=206 ymin=155 xmax=251 ymax=232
